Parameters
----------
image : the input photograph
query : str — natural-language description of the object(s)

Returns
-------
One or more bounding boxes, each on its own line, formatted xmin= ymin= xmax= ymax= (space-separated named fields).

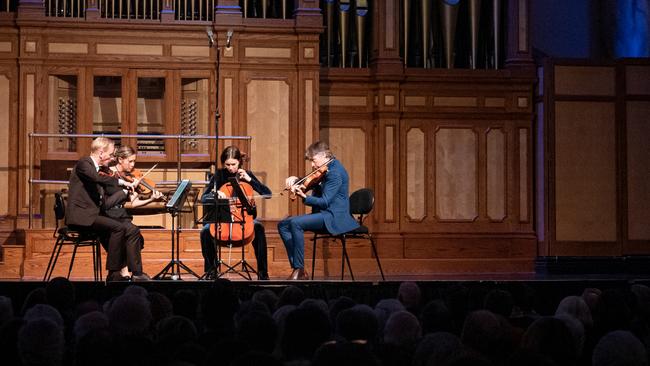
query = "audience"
xmin=2 ymin=277 xmax=650 ymax=366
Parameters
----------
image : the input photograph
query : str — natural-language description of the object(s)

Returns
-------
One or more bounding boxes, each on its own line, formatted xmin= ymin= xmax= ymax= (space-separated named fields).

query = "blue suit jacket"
xmin=304 ymin=159 xmax=359 ymax=235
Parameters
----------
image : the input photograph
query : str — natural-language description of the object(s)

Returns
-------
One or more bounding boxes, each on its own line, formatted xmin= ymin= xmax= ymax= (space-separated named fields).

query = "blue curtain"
xmin=615 ymin=0 xmax=650 ymax=57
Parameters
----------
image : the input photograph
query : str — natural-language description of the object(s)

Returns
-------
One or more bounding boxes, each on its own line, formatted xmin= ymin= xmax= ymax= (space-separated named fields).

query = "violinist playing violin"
xmin=66 ymin=137 xmax=143 ymax=282
xmin=278 ymin=141 xmax=359 ymax=280
xmin=200 ymin=145 xmax=272 ymax=280
xmin=100 ymin=145 xmax=165 ymax=281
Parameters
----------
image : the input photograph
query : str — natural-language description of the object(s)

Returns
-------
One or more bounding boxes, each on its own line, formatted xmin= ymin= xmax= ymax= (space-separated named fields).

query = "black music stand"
xmin=154 ymin=179 xmax=200 ymax=280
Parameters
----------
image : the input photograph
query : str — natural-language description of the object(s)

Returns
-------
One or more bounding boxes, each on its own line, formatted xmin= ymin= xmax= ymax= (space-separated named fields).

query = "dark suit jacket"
xmin=304 ymin=159 xmax=359 ymax=235
xmin=65 ymin=156 xmax=120 ymax=226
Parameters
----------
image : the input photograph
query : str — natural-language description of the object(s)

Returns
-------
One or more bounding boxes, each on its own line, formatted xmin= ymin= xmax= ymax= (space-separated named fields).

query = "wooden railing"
xmin=40 ymin=0 xmax=295 ymax=21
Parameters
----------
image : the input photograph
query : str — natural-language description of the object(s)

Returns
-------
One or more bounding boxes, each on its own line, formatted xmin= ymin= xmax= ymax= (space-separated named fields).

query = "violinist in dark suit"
xmin=65 ymin=137 xmax=140 ymax=282
xmin=278 ymin=141 xmax=359 ymax=280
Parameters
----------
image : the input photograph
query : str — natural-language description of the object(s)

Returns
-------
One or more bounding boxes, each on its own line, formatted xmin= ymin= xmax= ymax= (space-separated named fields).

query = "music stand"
xmin=154 ymin=179 xmax=200 ymax=280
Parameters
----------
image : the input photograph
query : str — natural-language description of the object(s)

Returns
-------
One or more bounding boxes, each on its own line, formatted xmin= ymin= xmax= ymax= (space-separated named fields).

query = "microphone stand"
xmin=207 ymin=27 xmax=222 ymax=279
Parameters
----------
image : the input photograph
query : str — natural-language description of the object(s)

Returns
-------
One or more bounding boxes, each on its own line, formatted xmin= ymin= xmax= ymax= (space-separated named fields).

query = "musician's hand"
xmin=291 ymin=184 xmax=307 ymax=198
xmin=217 ymin=191 xmax=227 ymax=199
xmin=238 ymin=169 xmax=251 ymax=182
xmin=151 ymin=191 xmax=164 ymax=200
xmin=128 ymin=190 xmax=139 ymax=202
xmin=125 ymin=179 xmax=140 ymax=191
xmin=285 ymin=176 xmax=298 ymax=189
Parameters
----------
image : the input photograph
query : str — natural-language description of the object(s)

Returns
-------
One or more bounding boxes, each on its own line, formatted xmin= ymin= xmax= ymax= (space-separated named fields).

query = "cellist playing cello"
xmin=200 ymin=145 xmax=272 ymax=280
xmin=279 ymin=141 xmax=359 ymax=280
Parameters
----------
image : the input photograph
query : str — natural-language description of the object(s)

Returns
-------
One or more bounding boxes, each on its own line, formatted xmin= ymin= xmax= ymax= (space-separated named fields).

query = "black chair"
xmin=310 ymin=188 xmax=385 ymax=281
xmin=43 ymin=192 xmax=102 ymax=282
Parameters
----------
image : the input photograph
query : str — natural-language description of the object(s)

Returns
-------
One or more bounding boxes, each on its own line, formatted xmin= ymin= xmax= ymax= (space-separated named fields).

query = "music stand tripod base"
xmin=154 ymin=179 xmax=199 ymax=280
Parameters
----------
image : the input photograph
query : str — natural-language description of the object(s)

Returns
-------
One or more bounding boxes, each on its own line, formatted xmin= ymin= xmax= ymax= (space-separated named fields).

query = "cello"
xmin=209 ymin=178 xmax=256 ymax=247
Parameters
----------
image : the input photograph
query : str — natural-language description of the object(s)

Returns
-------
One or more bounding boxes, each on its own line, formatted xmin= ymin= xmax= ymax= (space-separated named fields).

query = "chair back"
xmin=349 ymin=188 xmax=374 ymax=221
xmin=54 ymin=192 xmax=66 ymax=220
xmin=53 ymin=192 xmax=66 ymax=236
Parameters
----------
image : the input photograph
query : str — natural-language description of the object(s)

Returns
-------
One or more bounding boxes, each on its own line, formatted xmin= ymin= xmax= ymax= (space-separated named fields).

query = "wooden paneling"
xmin=555 ymin=101 xmax=616 ymax=242
xmin=0 ymin=75 xmax=8 ymax=216
xmin=487 ymin=128 xmax=506 ymax=221
xmin=406 ymin=127 xmax=425 ymax=221
xmin=385 ymin=126 xmax=395 ymax=221
xmin=519 ymin=128 xmax=529 ymax=222
xmin=246 ymin=78 xmax=290 ymax=220
xmin=626 ymin=102 xmax=650 ymax=241
xmin=626 ymin=66 xmax=650 ymax=95
xmin=325 ymin=128 xmax=366 ymax=194
xmin=554 ymin=66 xmax=615 ymax=96
xmin=435 ymin=128 xmax=478 ymax=221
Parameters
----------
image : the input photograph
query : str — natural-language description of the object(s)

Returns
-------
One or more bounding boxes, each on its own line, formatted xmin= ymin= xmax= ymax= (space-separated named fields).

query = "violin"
xmin=98 ymin=165 xmax=115 ymax=177
xmin=115 ymin=167 xmax=167 ymax=202
xmin=285 ymin=158 xmax=333 ymax=200
xmin=209 ymin=180 xmax=256 ymax=246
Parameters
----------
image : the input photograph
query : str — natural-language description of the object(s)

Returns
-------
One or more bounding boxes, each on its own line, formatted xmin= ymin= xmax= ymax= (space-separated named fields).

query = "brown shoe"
xmin=296 ymin=268 xmax=309 ymax=280
xmin=287 ymin=268 xmax=299 ymax=280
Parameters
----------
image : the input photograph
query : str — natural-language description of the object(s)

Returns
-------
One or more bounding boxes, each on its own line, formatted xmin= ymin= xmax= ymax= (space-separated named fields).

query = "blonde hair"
xmin=90 ymin=137 xmax=114 ymax=154
xmin=114 ymin=145 xmax=136 ymax=161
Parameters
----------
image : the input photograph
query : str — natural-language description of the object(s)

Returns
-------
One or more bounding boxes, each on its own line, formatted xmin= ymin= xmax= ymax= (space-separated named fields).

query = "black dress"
xmin=199 ymin=169 xmax=272 ymax=279
xmin=101 ymin=177 xmax=145 ymax=274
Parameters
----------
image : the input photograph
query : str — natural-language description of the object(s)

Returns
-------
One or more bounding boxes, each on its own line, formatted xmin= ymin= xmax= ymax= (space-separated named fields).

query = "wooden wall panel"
xmin=626 ymin=66 xmax=650 ymax=95
xmin=324 ymin=128 xmax=366 ymax=194
xmin=406 ymin=127 xmax=425 ymax=221
xmin=555 ymin=101 xmax=616 ymax=242
xmin=0 ymin=75 xmax=8 ymax=216
xmin=519 ymin=128 xmax=529 ymax=222
xmin=385 ymin=125 xmax=395 ymax=221
xmin=246 ymin=79 xmax=290 ymax=220
xmin=554 ymin=66 xmax=615 ymax=96
xmin=23 ymin=73 xmax=35 ymax=213
xmin=626 ymin=102 xmax=650 ymax=240
xmin=486 ymin=128 xmax=506 ymax=221
xmin=435 ymin=128 xmax=478 ymax=221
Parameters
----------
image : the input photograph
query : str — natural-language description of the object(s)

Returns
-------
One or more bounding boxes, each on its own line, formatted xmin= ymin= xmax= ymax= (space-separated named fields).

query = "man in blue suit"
xmin=278 ymin=141 xmax=359 ymax=280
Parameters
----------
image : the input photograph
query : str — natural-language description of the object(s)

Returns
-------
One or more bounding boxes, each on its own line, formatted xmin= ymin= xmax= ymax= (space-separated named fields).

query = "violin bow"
xmin=139 ymin=163 xmax=158 ymax=180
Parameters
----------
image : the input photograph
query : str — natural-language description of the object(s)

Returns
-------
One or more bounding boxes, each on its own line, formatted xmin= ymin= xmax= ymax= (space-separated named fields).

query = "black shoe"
xmin=201 ymin=271 xmax=216 ymax=281
xmin=107 ymin=271 xmax=131 ymax=282
xmin=258 ymin=272 xmax=269 ymax=281
xmin=131 ymin=272 xmax=151 ymax=282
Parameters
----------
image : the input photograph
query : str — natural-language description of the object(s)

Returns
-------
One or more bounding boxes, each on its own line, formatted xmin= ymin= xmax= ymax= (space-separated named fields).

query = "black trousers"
xmin=200 ymin=220 xmax=268 ymax=275
xmin=96 ymin=216 xmax=142 ymax=273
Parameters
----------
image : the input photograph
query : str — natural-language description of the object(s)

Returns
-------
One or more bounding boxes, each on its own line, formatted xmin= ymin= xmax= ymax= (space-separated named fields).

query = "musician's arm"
xmin=247 ymin=171 xmax=272 ymax=197
xmin=304 ymin=171 xmax=342 ymax=209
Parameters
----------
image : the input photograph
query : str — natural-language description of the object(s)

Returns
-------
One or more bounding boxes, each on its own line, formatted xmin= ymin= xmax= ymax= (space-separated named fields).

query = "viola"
xmin=209 ymin=180 xmax=256 ymax=246
xmin=116 ymin=168 xmax=167 ymax=202
xmin=286 ymin=158 xmax=333 ymax=200
xmin=98 ymin=165 xmax=115 ymax=177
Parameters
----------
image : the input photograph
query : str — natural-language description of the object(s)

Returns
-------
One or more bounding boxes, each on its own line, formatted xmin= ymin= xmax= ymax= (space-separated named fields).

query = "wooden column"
xmin=215 ymin=0 xmax=242 ymax=23
xmin=294 ymin=0 xmax=322 ymax=29
xmin=17 ymin=0 xmax=45 ymax=19
xmin=369 ymin=0 xmax=403 ymax=76
xmin=506 ymin=0 xmax=534 ymax=68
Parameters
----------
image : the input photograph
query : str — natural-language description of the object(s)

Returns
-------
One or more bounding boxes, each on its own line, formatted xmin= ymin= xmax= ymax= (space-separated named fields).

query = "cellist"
xmin=278 ymin=141 xmax=359 ymax=280
xmin=200 ymin=145 xmax=272 ymax=280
